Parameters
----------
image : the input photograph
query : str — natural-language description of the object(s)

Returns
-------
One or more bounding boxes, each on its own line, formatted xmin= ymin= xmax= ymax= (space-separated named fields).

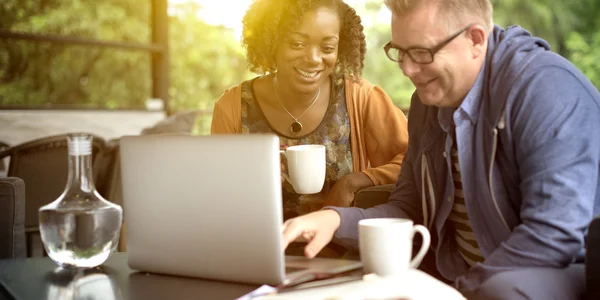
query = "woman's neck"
xmin=273 ymin=75 xmax=323 ymax=110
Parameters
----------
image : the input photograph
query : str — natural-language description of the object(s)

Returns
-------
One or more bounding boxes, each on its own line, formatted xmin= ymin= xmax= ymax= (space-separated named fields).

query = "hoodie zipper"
xmin=489 ymin=112 xmax=511 ymax=232
xmin=421 ymin=154 xmax=437 ymax=229
xmin=420 ymin=113 xmax=510 ymax=233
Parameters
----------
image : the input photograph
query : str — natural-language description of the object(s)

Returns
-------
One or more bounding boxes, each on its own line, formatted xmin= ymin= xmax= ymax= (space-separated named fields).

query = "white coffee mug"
xmin=359 ymin=218 xmax=431 ymax=276
xmin=280 ymin=144 xmax=326 ymax=194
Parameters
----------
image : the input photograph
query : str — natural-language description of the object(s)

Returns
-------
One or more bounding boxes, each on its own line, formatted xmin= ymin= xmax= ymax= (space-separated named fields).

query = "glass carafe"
xmin=39 ymin=133 xmax=123 ymax=268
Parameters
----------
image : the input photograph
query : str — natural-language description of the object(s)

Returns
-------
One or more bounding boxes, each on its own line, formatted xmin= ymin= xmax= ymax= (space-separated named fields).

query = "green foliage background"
xmin=1 ymin=0 xmax=599 ymax=118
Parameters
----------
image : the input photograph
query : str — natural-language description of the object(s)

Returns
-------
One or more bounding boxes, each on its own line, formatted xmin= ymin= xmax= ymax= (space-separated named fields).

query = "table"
xmin=0 ymin=253 xmax=259 ymax=300
xmin=0 ymin=253 xmax=466 ymax=300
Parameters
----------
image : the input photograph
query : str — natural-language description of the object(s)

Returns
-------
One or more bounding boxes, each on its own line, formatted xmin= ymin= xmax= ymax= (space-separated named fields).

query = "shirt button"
xmin=448 ymin=196 xmax=452 ymax=202
xmin=443 ymin=151 xmax=447 ymax=158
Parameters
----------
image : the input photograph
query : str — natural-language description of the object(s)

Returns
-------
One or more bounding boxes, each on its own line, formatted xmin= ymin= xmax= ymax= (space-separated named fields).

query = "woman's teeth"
xmin=295 ymin=68 xmax=320 ymax=78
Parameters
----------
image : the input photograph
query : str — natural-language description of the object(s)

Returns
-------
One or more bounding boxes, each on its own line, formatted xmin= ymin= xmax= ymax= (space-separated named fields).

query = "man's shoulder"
xmin=492 ymin=50 xmax=600 ymax=140
xmin=521 ymin=51 xmax=583 ymax=78
xmin=486 ymin=46 xmax=599 ymax=117
xmin=485 ymin=27 xmax=594 ymax=105
xmin=512 ymin=52 xmax=599 ymax=104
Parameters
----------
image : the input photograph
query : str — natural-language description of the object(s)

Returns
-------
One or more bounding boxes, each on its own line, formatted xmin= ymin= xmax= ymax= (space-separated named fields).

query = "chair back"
xmin=0 ymin=177 xmax=26 ymax=259
xmin=0 ymin=133 xmax=105 ymax=257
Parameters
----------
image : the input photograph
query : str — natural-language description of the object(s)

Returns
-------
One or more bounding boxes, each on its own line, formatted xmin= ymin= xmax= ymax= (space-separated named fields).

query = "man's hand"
xmin=282 ymin=210 xmax=341 ymax=258
xmin=323 ymin=172 xmax=374 ymax=207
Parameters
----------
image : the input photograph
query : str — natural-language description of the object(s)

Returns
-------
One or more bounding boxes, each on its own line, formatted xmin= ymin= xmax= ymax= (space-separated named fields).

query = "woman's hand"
xmin=323 ymin=172 xmax=373 ymax=207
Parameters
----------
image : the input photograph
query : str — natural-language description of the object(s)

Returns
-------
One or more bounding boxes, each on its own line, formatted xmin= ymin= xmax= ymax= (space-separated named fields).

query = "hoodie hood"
xmin=483 ymin=25 xmax=551 ymax=125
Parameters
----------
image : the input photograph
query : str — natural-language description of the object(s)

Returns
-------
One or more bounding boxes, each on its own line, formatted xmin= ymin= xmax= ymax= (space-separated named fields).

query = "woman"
xmin=211 ymin=0 xmax=408 ymax=221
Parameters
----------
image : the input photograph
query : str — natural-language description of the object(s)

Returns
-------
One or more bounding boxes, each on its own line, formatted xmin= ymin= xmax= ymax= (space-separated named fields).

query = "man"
xmin=282 ymin=0 xmax=600 ymax=299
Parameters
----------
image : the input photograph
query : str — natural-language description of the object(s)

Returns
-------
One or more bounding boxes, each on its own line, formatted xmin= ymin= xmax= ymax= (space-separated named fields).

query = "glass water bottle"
xmin=39 ymin=133 xmax=123 ymax=268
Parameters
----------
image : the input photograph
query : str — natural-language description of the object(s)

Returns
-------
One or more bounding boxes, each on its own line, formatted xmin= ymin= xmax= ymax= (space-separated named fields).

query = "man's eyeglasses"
xmin=383 ymin=24 xmax=473 ymax=64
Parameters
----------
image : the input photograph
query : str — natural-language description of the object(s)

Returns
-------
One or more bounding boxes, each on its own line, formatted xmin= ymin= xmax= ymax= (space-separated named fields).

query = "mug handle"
xmin=409 ymin=224 xmax=431 ymax=268
xmin=279 ymin=150 xmax=293 ymax=186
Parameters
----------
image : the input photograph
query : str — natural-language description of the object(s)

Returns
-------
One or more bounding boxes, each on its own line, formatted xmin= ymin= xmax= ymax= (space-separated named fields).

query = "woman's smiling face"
xmin=274 ymin=6 xmax=340 ymax=95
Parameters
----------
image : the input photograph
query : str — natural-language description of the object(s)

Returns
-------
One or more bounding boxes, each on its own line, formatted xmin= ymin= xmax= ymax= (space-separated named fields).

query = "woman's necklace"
xmin=273 ymin=77 xmax=321 ymax=134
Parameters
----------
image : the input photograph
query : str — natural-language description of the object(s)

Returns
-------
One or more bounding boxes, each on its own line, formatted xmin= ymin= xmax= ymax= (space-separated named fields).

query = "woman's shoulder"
xmin=342 ymin=74 xmax=378 ymax=94
xmin=214 ymin=77 xmax=257 ymax=108
xmin=342 ymin=74 xmax=392 ymax=104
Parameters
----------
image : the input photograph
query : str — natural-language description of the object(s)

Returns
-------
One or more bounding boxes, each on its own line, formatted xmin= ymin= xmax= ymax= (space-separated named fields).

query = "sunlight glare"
xmin=170 ymin=0 xmax=252 ymax=38
xmin=168 ymin=0 xmax=388 ymax=39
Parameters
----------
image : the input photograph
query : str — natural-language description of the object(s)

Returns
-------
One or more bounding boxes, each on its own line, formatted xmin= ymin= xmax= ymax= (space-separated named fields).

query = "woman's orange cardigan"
xmin=210 ymin=76 xmax=409 ymax=186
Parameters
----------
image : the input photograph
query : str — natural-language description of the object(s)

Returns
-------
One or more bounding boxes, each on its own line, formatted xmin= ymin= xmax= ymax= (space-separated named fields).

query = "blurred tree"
xmin=566 ymin=32 xmax=600 ymax=88
xmin=168 ymin=2 xmax=251 ymax=112
xmin=0 ymin=0 xmax=151 ymax=108
xmin=354 ymin=0 xmax=414 ymax=109
xmin=565 ymin=0 xmax=600 ymax=88
xmin=0 ymin=0 xmax=251 ymax=112
xmin=362 ymin=22 xmax=414 ymax=109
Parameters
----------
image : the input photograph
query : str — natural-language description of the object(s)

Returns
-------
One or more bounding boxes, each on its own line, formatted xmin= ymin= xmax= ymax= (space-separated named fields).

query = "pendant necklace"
xmin=273 ymin=76 xmax=321 ymax=134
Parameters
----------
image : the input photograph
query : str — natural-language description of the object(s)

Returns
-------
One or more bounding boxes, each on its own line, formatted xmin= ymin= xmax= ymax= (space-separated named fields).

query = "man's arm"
xmin=457 ymin=66 xmax=600 ymax=291
xmin=327 ymin=148 xmax=425 ymax=249
xmin=281 ymin=152 xmax=423 ymax=257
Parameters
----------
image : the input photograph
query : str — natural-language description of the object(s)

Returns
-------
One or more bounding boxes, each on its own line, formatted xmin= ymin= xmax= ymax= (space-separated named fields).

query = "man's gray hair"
xmin=384 ymin=0 xmax=494 ymax=33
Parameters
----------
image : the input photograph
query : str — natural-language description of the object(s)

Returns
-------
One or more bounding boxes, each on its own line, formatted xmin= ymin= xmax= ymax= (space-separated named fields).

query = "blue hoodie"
xmin=329 ymin=25 xmax=600 ymax=291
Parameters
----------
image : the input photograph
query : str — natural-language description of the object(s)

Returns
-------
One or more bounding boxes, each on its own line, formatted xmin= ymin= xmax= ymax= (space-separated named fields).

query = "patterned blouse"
xmin=241 ymin=75 xmax=353 ymax=220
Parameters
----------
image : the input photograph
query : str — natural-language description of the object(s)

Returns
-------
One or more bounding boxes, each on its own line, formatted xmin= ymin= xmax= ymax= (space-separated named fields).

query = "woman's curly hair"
xmin=242 ymin=0 xmax=366 ymax=78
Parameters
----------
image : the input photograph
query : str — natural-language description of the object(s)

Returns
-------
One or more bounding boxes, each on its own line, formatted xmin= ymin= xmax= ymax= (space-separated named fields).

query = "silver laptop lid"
xmin=120 ymin=134 xmax=285 ymax=285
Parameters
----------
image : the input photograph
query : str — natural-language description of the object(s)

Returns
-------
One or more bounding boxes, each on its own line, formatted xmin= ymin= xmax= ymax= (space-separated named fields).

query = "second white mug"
xmin=358 ymin=218 xmax=431 ymax=277
xmin=280 ymin=144 xmax=326 ymax=194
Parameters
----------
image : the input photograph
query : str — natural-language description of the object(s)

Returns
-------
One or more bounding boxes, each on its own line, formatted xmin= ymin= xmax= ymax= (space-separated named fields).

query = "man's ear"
xmin=467 ymin=24 xmax=487 ymax=58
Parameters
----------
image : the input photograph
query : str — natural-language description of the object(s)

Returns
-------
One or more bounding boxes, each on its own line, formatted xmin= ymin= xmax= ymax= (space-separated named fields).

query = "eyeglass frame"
xmin=383 ymin=24 xmax=474 ymax=64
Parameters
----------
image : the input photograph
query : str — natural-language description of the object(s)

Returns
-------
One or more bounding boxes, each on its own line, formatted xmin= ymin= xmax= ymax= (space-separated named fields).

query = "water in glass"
xmin=39 ymin=133 xmax=123 ymax=268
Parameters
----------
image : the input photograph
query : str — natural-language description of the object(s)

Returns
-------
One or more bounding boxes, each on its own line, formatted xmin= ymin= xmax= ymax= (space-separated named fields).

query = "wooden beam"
xmin=151 ymin=0 xmax=170 ymax=115
xmin=0 ymin=30 xmax=165 ymax=53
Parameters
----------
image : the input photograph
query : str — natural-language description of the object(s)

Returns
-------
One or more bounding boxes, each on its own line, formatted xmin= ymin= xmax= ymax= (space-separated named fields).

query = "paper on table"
xmin=252 ymin=270 xmax=466 ymax=300
xmin=235 ymin=285 xmax=277 ymax=300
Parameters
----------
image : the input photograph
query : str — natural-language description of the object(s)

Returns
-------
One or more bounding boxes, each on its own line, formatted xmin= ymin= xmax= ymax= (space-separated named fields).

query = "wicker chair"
xmin=0 ymin=133 xmax=106 ymax=257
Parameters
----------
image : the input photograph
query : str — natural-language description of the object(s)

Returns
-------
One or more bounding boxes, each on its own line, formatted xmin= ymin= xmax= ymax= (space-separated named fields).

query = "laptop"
xmin=119 ymin=134 xmax=361 ymax=286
